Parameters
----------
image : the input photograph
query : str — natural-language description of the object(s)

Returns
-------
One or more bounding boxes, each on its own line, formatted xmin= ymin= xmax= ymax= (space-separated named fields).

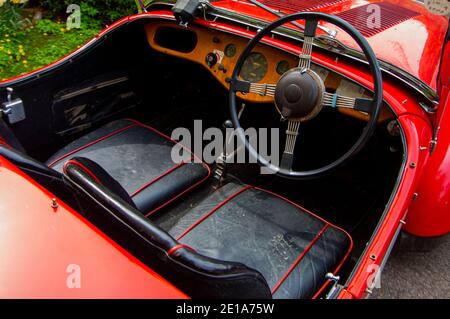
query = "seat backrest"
xmin=64 ymin=160 xmax=272 ymax=299
xmin=63 ymin=157 xmax=137 ymax=208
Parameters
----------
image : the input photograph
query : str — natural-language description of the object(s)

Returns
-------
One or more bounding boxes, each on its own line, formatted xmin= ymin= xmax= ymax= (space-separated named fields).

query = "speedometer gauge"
xmin=240 ymin=53 xmax=268 ymax=82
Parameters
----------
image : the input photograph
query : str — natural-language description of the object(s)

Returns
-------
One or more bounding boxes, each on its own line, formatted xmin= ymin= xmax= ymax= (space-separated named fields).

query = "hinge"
xmin=430 ymin=126 xmax=440 ymax=153
xmin=430 ymin=138 xmax=438 ymax=153
xmin=1 ymin=88 xmax=26 ymax=124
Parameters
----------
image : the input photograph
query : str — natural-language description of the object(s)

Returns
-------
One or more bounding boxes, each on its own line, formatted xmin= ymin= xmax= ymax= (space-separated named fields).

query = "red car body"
xmin=0 ymin=0 xmax=449 ymax=299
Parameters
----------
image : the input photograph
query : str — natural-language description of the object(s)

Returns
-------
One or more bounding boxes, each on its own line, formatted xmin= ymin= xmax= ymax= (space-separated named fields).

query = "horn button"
xmin=274 ymin=68 xmax=325 ymax=122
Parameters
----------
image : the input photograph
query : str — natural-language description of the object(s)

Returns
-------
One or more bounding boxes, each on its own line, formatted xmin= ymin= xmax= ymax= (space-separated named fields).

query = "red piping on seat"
xmin=48 ymin=123 xmax=138 ymax=167
xmin=253 ymin=186 xmax=354 ymax=297
xmin=312 ymin=237 xmax=354 ymax=299
xmin=125 ymin=118 xmax=205 ymax=165
xmin=123 ymin=119 xmax=212 ymax=214
xmin=49 ymin=119 xmax=211 ymax=216
xmin=173 ymin=184 xmax=353 ymax=297
xmin=144 ymin=167 xmax=212 ymax=218
xmin=253 ymin=186 xmax=354 ymax=239
xmin=167 ymin=244 xmax=196 ymax=256
xmin=0 ymin=141 xmax=13 ymax=149
xmin=131 ymin=161 xmax=188 ymax=197
xmin=253 ymin=186 xmax=333 ymax=226
xmin=63 ymin=159 xmax=102 ymax=185
xmin=271 ymin=224 xmax=330 ymax=295
xmin=176 ymin=185 xmax=253 ymax=240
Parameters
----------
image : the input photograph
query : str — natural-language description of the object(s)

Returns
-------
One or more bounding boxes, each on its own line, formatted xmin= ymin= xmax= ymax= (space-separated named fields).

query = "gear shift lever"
xmin=214 ymin=103 xmax=246 ymax=185
xmin=214 ymin=119 xmax=234 ymax=183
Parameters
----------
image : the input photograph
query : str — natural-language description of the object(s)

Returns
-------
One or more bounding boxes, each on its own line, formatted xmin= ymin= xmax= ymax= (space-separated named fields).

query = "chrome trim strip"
xmin=338 ymin=120 xmax=408 ymax=298
xmin=364 ymin=219 xmax=404 ymax=298
xmin=147 ymin=1 xmax=440 ymax=108
xmin=56 ymin=76 xmax=129 ymax=101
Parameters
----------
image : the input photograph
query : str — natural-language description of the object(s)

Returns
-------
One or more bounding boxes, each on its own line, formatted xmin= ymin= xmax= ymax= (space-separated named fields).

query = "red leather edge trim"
xmin=0 ymin=137 xmax=12 ymax=148
xmin=253 ymin=186 xmax=354 ymax=298
xmin=125 ymin=118 xmax=205 ymax=165
xmin=174 ymin=184 xmax=353 ymax=297
xmin=63 ymin=159 xmax=102 ymax=185
xmin=131 ymin=161 xmax=188 ymax=197
xmin=271 ymin=224 xmax=330 ymax=295
xmin=254 ymin=186 xmax=353 ymax=242
xmin=167 ymin=244 xmax=196 ymax=256
xmin=48 ymin=123 xmax=138 ymax=167
xmin=254 ymin=187 xmax=330 ymax=226
xmin=144 ymin=167 xmax=212 ymax=218
xmin=312 ymin=239 xmax=354 ymax=299
xmin=175 ymin=185 xmax=253 ymax=240
xmin=50 ymin=118 xmax=210 ymax=215
xmin=124 ymin=119 xmax=211 ymax=213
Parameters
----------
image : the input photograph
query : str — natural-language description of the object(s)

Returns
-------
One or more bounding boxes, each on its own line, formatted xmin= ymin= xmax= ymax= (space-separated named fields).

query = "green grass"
xmin=0 ymin=17 xmax=101 ymax=81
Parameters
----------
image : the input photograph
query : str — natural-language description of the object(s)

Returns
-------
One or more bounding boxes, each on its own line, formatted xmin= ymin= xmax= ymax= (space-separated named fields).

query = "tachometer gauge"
xmin=240 ymin=53 xmax=268 ymax=82
xmin=276 ymin=60 xmax=290 ymax=75
xmin=225 ymin=44 xmax=237 ymax=57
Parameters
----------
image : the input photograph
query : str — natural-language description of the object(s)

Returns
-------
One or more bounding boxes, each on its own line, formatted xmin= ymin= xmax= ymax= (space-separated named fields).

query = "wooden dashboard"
xmin=145 ymin=21 xmax=393 ymax=122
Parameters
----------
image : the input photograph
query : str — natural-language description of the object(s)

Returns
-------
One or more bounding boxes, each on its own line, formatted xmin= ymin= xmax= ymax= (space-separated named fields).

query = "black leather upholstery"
xmin=167 ymin=183 xmax=353 ymax=299
xmin=47 ymin=119 xmax=210 ymax=215
xmin=63 ymin=157 xmax=137 ymax=208
xmin=64 ymin=162 xmax=272 ymax=299
xmin=63 ymin=155 xmax=352 ymax=298
xmin=53 ymin=119 xmax=352 ymax=299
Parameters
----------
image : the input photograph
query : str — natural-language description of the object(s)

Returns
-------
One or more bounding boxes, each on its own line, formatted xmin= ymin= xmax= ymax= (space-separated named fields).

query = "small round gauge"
xmin=240 ymin=52 xmax=268 ymax=82
xmin=276 ymin=60 xmax=290 ymax=75
xmin=225 ymin=44 xmax=237 ymax=58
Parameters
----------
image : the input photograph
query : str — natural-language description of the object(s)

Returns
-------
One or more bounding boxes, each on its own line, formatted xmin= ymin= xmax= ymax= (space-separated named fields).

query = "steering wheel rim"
xmin=229 ymin=12 xmax=383 ymax=179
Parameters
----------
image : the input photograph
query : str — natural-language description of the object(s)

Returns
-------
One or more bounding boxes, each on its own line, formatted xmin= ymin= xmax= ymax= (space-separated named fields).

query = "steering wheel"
xmin=229 ymin=12 xmax=383 ymax=179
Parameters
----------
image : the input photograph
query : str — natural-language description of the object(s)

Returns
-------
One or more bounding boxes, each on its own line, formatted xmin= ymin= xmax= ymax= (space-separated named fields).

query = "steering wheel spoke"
xmin=298 ymin=19 xmax=319 ymax=70
xmin=250 ymin=82 xmax=276 ymax=97
xmin=281 ymin=120 xmax=301 ymax=171
xmin=323 ymin=92 xmax=373 ymax=113
xmin=229 ymin=12 xmax=383 ymax=179
xmin=299 ymin=36 xmax=314 ymax=70
xmin=232 ymin=79 xmax=276 ymax=97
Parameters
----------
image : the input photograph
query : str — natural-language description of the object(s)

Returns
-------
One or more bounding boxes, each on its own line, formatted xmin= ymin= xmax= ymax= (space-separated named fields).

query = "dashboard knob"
xmin=223 ymin=120 xmax=234 ymax=129
xmin=205 ymin=52 xmax=218 ymax=68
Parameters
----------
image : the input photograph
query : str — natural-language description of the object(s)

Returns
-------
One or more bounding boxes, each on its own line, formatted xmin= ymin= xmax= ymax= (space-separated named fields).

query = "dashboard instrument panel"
xmin=240 ymin=53 xmax=269 ymax=82
xmin=145 ymin=21 xmax=393 ymax=122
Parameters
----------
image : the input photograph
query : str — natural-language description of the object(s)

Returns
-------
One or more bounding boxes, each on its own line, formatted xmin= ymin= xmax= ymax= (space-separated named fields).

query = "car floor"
xmin=373 ymin=234 xmax=450 ymax=299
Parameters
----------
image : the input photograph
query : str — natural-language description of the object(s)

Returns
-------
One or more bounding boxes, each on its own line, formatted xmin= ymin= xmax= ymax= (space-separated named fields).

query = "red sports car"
xmin=0 ymin=0 xmax=448 ymax=299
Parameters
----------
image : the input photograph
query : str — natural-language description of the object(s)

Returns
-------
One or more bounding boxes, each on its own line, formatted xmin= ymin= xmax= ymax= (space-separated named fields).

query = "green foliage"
xmin=0 ymin=1 xmax=31 ymax=34
xmin=30 ymin=0 xmax=134 ymax=23
xmin=0 ymin=0 xmax=136 ymax=81
xmin=0 ymin=15 xmax=100 ymax=80
xmin=79 ymin=2 xmax=99 ymax=19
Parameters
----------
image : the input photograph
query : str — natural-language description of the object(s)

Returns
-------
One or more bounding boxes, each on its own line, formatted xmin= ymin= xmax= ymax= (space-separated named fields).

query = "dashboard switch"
xmin=206 ymin=52 xmax=218 ymax=68
xmin=218 ymin=64 xmax=227 ymax=73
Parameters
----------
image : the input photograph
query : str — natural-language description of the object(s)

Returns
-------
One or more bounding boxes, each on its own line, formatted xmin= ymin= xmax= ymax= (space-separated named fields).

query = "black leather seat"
xmin=47 ymin=119 xmax=210 ymax=215
xmin=166 ymin=183 xmax=353 ymax=299
xmin=55 ymin=120 xmax=352 ymax=299
xmin=63 ymin=156 xmax=353 ymax=299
